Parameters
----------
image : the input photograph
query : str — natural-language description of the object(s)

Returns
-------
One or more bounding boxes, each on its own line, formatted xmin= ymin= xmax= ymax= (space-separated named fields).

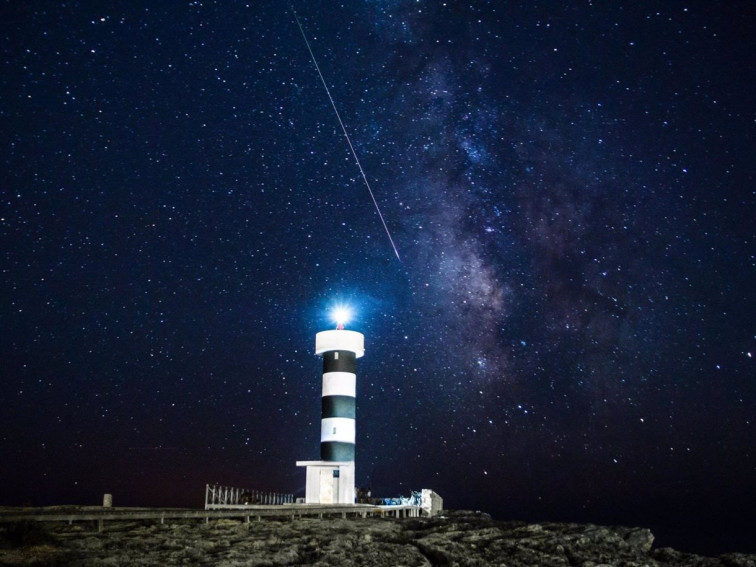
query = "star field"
xmin=2 ymin=1 xmax=754 ymax=555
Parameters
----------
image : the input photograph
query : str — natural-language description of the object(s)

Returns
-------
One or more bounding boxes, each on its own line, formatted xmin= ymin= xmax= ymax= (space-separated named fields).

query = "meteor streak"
xmin=291 ymin=6 xmax=401 ymax=261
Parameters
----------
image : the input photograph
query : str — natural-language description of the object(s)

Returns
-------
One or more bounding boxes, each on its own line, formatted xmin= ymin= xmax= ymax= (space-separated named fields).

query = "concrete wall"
xmin=421 ymin=489 xmax=444 ymax=517
xmin=298 ymin=461 xmax=355 ymax=504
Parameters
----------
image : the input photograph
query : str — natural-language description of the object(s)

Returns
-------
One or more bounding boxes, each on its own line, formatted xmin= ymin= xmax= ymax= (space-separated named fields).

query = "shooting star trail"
xmin=291 ymin=6 xmax=401 ymax=261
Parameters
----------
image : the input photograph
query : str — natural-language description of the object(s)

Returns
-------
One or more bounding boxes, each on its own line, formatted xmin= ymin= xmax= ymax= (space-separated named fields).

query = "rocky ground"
xmin=1 ymin=510 xmax=754 ymax=567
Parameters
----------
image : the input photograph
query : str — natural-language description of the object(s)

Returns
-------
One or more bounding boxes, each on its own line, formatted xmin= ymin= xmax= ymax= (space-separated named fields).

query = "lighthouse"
xmin=297 ymin=308 xmax=364 ymax=504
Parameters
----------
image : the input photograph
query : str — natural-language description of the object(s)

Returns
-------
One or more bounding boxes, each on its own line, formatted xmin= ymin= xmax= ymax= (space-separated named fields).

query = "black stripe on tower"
xmin=322 ymin=396 xmax=356 ymax=419
xmin=323 ymin=350 xmax=356 ymax=373
xmin=321 ymin=441 xmax=355 ymax=461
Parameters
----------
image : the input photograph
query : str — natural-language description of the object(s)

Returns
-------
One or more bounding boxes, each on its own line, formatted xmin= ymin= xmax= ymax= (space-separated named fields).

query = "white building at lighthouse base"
xmin=295 ymin=460 xmax=355 ymax=504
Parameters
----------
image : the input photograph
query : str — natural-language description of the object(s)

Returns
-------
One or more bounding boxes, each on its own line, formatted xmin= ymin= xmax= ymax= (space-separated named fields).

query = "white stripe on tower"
xmin=322 ymin=372 xmax=356 ymax=397
xmin=320 ymin=418 xmax=356 ymax=443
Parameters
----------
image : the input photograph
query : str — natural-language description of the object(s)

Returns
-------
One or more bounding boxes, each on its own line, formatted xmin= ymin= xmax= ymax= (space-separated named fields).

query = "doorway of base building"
xmin=319 ymin=468 xmax=339 ymax=504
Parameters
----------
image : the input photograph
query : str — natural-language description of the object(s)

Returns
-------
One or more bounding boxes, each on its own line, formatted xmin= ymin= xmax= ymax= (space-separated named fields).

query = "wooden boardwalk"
xmin=0 ymin=504 xmax=421 ymax=532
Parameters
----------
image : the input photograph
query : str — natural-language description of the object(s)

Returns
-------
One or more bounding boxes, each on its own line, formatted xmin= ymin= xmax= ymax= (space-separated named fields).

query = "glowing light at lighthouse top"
xmin=331 ymin=305 xmax=352 ymax=330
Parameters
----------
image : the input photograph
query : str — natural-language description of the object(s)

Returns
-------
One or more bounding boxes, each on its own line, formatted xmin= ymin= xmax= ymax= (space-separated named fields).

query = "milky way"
xmin=2 ymin=1 xmax=754 ymax=555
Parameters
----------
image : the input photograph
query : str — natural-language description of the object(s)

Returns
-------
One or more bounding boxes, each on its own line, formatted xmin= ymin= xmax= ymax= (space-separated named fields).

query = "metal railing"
xmin=379 ymin=491 xmax=423 ymax=507
xmin=204 ymin=484 xmax=294 ymax=509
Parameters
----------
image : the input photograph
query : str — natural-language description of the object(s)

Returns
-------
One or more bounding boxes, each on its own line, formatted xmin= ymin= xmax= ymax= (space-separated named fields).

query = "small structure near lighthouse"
xmin=297 ymin=308 xmax=364 ymax=504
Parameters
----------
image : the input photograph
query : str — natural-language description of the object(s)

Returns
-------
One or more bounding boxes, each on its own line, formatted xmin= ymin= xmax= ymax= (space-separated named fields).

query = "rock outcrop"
xmin=1 ymin=509 xmax=754 ymax=566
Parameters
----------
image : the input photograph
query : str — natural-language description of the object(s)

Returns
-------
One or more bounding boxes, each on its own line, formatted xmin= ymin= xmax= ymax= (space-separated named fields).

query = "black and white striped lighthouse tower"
xmin=297 ymin=310 xmax=364 ymax=504
xmin=317 ymin=321 xmax=364 ymax=461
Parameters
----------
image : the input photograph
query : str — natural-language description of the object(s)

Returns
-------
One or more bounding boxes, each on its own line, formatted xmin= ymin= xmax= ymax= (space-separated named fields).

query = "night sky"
xmin=2 ymin=0 xmax=755 ymax=556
